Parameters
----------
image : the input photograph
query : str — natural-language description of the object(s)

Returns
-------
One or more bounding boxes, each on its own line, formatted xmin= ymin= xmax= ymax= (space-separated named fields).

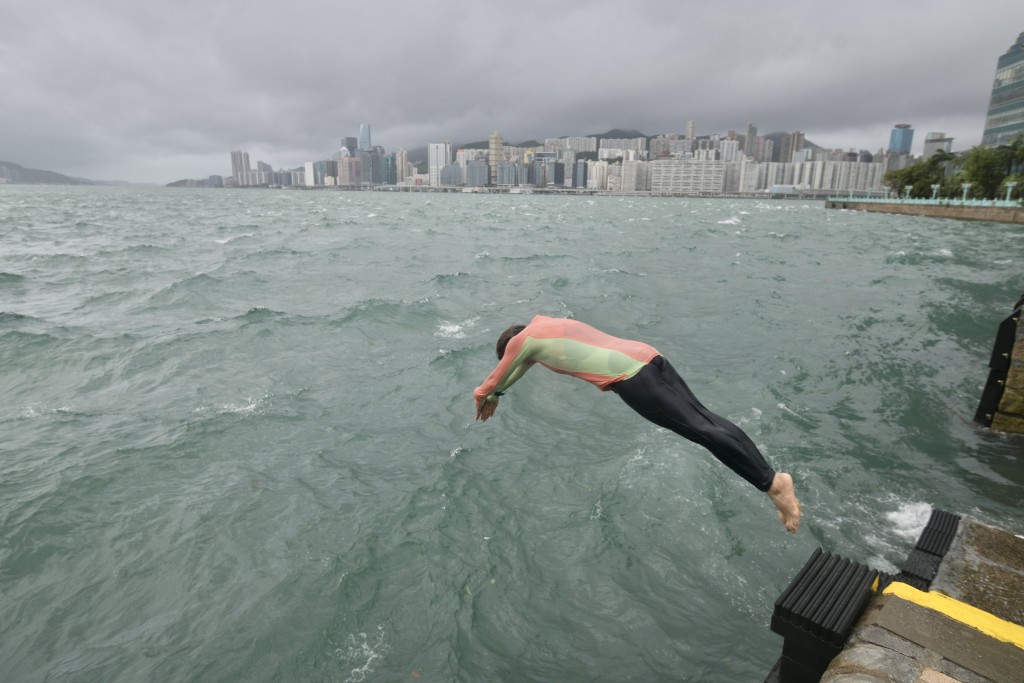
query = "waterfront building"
xmin=488 ymin=131 xmax=502 ymax=185
xmin=466 ymin=160 xmax=489 ymax=187
xmin=621 ymin=160 xmax=650 ymax=192
xmin=358 ymin=124 xmax=371 ymax=151
xmin=304 ymin=161 xmax=315 ymax=187
xmin=439 ymin=163 xmax=462 ymax=186
xmin=560 ymin=149 xmax=576 ymax=187
xmin=337 ymin=157 xmax=361 ymax=185
xmin=587 ymin=160 xmax=609 ymax=190
xmin=496 ymin=160 xmax=520 ymax=186
xmin=649 ymin=160 xmax=725 ymax=194
xmin=230 ymin=151 xmax=253 ymax=185
xmin=395 ymin=148 xmax=409 ymax=183
xmin=382 ymin=154 xmax=397 ymax=185
xmin=982 ymin=31 xmax=1024 ymax=146
xmin=312 ymin=160 xmax=336 ymax=187
xmin=888 ymin=124 xmax=914 ymax=154
xmin=428 ymin=142 xmax=451 ymax=187
xmin=574 ymin=160 xmax=588 ymax=188
xmin=456 ymin=148 xmax=487 ymax=184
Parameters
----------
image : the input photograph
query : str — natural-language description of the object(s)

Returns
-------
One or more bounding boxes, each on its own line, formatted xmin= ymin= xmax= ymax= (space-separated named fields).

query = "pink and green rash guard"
xmin=474 ymin=315 xmax=660 ymax=406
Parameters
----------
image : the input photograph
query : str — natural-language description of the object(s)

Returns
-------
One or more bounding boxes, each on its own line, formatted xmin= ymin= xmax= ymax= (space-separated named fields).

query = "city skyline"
xmin=3 ymin=1 xmax=1023 ymax=184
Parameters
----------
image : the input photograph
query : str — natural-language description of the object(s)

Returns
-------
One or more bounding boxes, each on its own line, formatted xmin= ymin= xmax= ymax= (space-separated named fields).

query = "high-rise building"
xmin=395 ymin=147 xmax=409 ymax=183
xmin=685 ymin=120 xmax=696 ymax=140
xmin=488 ymin=131 xmax=503 ymax=185
xmin=778 ymin=131 xmax=806 ymax=163
xmin=923 ymin=132 xmax=954 ymax=160
xmin=358 ymin=124 xmax=371 ymax=151
xmin=744 ymin=123 xmax=758 ymax=158
xmin=230 ymin=151 xmax=250 ymax=183
xmin=982 ymin=31 xmax=1024 ymax=147
xmin=888 ymin=124 xmax=914 ymax=154
xmin=428 ymin=142 xmax=451 ymax=187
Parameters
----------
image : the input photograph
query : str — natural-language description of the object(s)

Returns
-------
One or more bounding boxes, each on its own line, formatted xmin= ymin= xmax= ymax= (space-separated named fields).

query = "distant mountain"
xmin=584 ymin=128 xmax=648 ymax=140
xmin=0 ymin=160 xmax=158 ymax=186
xmin=763 ymin=131 xmax=822 ymax=151
xmin=0 ymin=160 xmax=95 ymax=185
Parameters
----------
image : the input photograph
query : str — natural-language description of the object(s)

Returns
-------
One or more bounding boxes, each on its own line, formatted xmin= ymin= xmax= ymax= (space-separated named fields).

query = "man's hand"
xmin=475 ymin=397 xmax=499 ymax=421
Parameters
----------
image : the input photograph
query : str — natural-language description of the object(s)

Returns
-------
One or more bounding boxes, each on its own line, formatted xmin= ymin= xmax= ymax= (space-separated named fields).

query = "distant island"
xmin=0 ymin=160 xmax=95 ymax=185
xmin=0 ymin=160 xmax=154 ymax=187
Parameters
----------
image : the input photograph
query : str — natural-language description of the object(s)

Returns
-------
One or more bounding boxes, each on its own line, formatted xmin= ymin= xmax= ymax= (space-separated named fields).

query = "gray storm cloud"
xmin=1 ymin=0 xmax=1020 ymax=183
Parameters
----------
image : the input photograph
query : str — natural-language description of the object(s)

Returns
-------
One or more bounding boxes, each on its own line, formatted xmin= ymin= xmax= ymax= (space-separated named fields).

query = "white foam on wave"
xmin=718 ymin=216 xmax=742 ymax=225
xmin=885 ymin=500 xmax=933 ymax=542
xmin=334 ymin=625 xmax=387 ymax=683
xmin=858 ymin=499 xmax=934 ymax=572
xmin=435 ymin=316 xmax=478 ymax=339
xmin=214 ymin=233 xmax=255 ymax=244
xmin=192 ymin=392 xmax=270 ymax=417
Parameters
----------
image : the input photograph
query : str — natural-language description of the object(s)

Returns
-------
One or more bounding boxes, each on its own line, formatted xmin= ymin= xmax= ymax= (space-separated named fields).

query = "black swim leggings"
xmin=611 ymin=356 xmax=776 ymax=491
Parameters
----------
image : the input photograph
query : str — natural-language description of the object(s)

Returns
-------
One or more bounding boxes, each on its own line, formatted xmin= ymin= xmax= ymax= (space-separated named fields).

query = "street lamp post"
xmin=931 ymin=184 xmax=940 ymax=200
xmin=904 ymin=185 xmax=913 ymax=201
xmin=961 ymin=183 xmax=972 ymax=202
xmin=1005 ymin=181 xmax=1017 ymax=202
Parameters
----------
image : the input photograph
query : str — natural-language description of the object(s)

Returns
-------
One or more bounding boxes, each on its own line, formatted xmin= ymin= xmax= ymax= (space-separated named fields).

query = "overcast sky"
xmin=2 ymin=1 xmax=1023 ymax=184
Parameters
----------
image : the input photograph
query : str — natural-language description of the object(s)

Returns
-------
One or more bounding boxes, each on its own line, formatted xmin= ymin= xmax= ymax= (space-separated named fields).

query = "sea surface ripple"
xmin=1 ymin=186 xmax=1021 ymax=681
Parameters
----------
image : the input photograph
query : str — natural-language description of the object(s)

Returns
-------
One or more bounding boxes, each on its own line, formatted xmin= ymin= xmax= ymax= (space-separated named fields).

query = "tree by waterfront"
xmin=884 ymin=135 xmax=1024 ymax=201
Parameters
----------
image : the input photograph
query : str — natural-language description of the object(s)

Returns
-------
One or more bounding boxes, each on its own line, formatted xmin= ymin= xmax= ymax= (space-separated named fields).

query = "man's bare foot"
xmin=767 ymin=472 xmax=801 ymax=533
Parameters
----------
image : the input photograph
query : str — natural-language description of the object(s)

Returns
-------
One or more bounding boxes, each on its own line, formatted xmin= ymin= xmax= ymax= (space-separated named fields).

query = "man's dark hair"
xmin=497 ymin=324 xmax=526 ymax=359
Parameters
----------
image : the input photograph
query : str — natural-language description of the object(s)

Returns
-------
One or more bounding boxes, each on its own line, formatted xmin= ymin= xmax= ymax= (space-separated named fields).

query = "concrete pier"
xmin=821 ymin=517 xmax=1024 ymax=682
xmin=767 ymin=513 xmax=1024 ymax=682
xmin=825 ymin=200 xmax=1024 ymax=225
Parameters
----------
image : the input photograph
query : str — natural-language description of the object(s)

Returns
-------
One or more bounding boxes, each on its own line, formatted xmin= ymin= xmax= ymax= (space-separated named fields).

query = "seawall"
xmin=976 ymin=295 xmax=1024 ymax=433
xmin=825 ymin=200 xmax=1024 ymax=225
xmin=766 ymin=511 xmax=1024 ymax=683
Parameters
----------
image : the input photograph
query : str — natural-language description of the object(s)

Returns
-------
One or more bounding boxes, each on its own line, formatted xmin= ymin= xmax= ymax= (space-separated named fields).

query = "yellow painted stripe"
xmin=884 ymin=582 xmax=1024 ymax=650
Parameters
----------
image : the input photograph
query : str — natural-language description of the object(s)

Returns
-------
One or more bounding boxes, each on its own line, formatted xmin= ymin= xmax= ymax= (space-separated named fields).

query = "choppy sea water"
xmin=1 ymin=185 xmax=1021 ymax=682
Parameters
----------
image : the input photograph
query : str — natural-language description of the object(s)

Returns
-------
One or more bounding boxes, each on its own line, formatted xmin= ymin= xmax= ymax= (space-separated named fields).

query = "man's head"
xmin=496 ymin=324 xmax=526 ymax=359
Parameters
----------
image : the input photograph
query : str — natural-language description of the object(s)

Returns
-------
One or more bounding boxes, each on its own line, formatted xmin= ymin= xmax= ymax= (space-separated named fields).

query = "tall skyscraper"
xmin=779 ymin=131 xmax=806 ymax=163
xmin=888 ymin=124 xmax=914 ymax=154
xmin=982 ymin=31 xmax=1024 ymax=147
xmin=744 ymin=123 xmax=758 ymax=158
xmin=428 ymin=142 xmax=451 ymax=187
xmin=685 ymin=119 xmax=696 ymax=140
xmin=358 ymin=124 xmax=371 ymax=151
xmin=230 ymin=151 xmax=250 ymax=181
xmin=395 ymin=147 xmax=409 ymax=183
xmin=488 ymin=131 xmax=503 ymax=185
